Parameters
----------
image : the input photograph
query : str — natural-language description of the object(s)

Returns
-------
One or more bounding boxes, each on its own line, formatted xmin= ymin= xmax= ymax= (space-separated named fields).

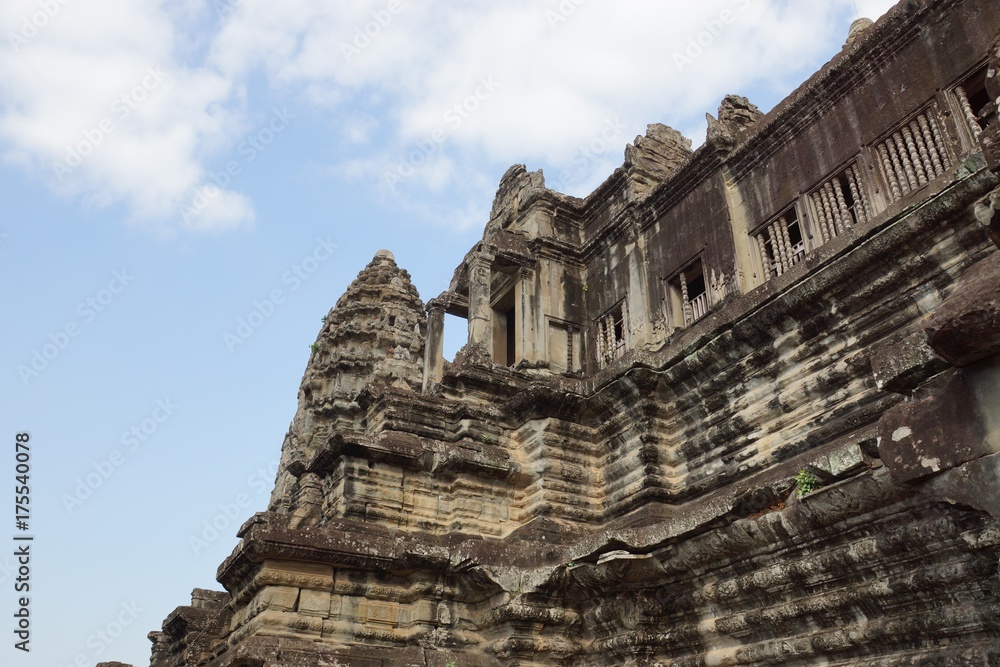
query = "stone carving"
xmin=487 ymin=164 xmax=547 ymax=231
xmin=123 ymin=3 xmax=1000 ymax=667
xmin=844 ymin=17 xmax=874 ymax=48
xmin=623 ymin=122 xmax=693 ymax=198
xmin=706 ymin=94 xmax=763 ymax=152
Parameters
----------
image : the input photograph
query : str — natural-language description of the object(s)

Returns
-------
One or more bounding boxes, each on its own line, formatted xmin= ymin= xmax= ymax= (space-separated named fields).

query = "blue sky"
xmin=0 ymin=1 xmax=898 ymax=665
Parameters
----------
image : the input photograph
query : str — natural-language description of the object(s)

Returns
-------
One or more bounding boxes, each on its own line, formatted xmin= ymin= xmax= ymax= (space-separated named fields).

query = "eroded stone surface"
xmin=877 ymin=369 xmax=991 ymax=482
xmin=925 ymin=251 xmax=1000 ymax=366
xmin=706 ymin=94 xmax=763 ymax=152
xmin=267 ymin=250 xmax=427 ymax=526
xmin=623 ymin=123 xmax=693 ymax=199
xmin=132 ymin=3 xmax=1000 ymax=667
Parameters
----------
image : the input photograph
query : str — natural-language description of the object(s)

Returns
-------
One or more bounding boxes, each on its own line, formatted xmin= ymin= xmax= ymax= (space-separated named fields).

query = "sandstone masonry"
xmin=120 ymin=1 xmax=1000 ymax=665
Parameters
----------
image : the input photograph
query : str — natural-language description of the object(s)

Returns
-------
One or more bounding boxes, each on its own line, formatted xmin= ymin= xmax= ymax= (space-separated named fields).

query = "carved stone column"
xmin=516 ymin=267 xmax=534 ymax=364
xmin=422 ymin=299 xmax=446 ymax=392
xmin=467 ymin=253 xmax=494 ymax=356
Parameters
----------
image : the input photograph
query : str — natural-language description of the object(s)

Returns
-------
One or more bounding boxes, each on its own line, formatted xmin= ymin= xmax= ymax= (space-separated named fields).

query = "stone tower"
xmin=269 ymin=249 xmax=427 ymax=527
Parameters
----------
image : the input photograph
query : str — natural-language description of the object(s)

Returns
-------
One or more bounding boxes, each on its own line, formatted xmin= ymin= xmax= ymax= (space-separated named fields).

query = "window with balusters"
xmin=752 ymin=206 xmax=806 ymax=282
xmin=873 ymin=104 xmax=952 ymax=204
xmin=809 ymin=160 xmax=875 ymax=243
xmin=953 ymin=65 xmax=990 ymax=145
xmin=596 ymin=302 xmax=627 ymax=367
xmin=666 ymin=259 xmax=709 ymax=329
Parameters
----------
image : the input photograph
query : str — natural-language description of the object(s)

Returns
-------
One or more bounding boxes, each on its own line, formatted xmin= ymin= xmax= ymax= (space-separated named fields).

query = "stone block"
xmin=362 ymin=600 xmax=400 ymax=627
xmin=255 ymin=586 xmax=299 ymax=613
xmin=297 ymin=589 xmax=331 ymax=618
xmin=250 ymin=560 xmax=334 ymax=606
xmin=811 ymin=440 xmax=867 ymax=477
xmin=410 ymin=599 xmax=436 ymax=624
xmin=329 ymin=593 xmax=343 ymax=619
xmin=925 ymin=253 xmax=1000 ymax=367
xmin=921 ymin=451 xmax=1000 ymax=517
xmin=870 ymin=330 xmax=949 ymax=393
xmin=877 ymin=367 xmax=997 ymax=482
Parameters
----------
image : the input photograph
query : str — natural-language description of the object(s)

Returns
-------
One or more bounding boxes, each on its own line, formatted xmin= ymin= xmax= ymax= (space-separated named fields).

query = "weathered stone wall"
xmin=135 ymin=1 xmax=1000 ymax=666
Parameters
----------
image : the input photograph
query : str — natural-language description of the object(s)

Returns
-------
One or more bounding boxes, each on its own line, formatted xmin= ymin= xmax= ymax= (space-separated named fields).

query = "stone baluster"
xmin=927 ymin=112 xmax=951 ymax=168
xmin=679 ymin=271 xmax=692 ymax=326
xmin=596 ymin=318 xmax=605 ymax=362
xmin=886 ymin=137 xmax=910 ymax=195
xmin=780 ymin=217 xmax=796 ymax=265
xmin=755 ymin=233 xmax=773 ymax=280
xmin=909 ymin=119 xmax=933 ymax=181
xmin=831 ymin=177 xmax=852 ymax=229
xmin=902 ymin=125 xmax=928 ymax=185
xmin=566 ymin=325 xmax=575 ymax=371
xmin=846 ymin=165 xmax=868 ymax=225
xmin=878 ymin=143 xmax=903 ymax=202
xmin=893 ymin=132 xmax=919 ymax=191
xmin=955 ymin=86 xmax=982 ymax=141
xmin=819 ymin=185 xmax=840 ymax=238
xmin=812 ymin=193 xmax=832 ymax=243
xmin=766 ymin=224 xmax=784 ymax=275
xmin=917 ymin=113 xmax=944 ymax=177
xmin=771 ymin=222 xmax=790 ymax=273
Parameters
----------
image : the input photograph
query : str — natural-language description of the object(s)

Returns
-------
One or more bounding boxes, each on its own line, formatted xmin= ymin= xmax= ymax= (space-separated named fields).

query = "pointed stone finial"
xmin=846 ymin=18 xmax=874 ymax=48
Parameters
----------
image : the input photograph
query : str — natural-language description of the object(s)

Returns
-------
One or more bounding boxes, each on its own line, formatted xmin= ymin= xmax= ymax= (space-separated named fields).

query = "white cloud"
xmin=0 ymin=0 xmax=248 ymax=234
xmin=201 ymin=0 xmax=902 ymax=198
xmin=0 ymin=0 xmax=901 ymax=234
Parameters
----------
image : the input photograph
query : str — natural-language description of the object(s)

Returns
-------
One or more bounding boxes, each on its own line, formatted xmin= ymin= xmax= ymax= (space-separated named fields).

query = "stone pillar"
xmin=467 ymin=254 xmax=494 ymax=356
xmin=517 ymin=267 xmax=534 ymax=365
xmin=423 ymin=300 xmax=445 ymax=392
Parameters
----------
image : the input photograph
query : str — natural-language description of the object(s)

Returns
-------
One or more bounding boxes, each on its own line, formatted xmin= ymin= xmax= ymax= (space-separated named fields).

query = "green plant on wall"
xmin=795 ymin=469 xmax=820 ymax=496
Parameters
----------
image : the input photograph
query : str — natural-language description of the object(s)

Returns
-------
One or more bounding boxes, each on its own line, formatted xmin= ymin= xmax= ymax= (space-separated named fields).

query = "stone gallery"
xmin=107 ymin=0 xmax=1000 ymax=664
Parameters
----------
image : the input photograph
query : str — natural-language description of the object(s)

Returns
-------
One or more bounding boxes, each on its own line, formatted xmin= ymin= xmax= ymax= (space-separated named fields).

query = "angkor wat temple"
xmin=109 ymin=0 xmax=1000 ymax=665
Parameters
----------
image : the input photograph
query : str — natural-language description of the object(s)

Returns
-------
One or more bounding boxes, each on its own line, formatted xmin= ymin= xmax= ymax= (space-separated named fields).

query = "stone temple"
xmin=107 ymin=1 xmax=1000 ymax=665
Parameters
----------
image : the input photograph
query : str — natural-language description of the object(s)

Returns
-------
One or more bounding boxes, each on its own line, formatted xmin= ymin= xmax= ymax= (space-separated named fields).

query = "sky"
xmin=0 ymin=1 xmax=899 ymax=665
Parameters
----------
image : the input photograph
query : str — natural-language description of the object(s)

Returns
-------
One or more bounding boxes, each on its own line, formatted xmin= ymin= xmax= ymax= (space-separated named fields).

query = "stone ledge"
xmin=870 ymin=330 xmax=950 ymax=394
xmin=925 ymin=251 xmax=1000 ymax=367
